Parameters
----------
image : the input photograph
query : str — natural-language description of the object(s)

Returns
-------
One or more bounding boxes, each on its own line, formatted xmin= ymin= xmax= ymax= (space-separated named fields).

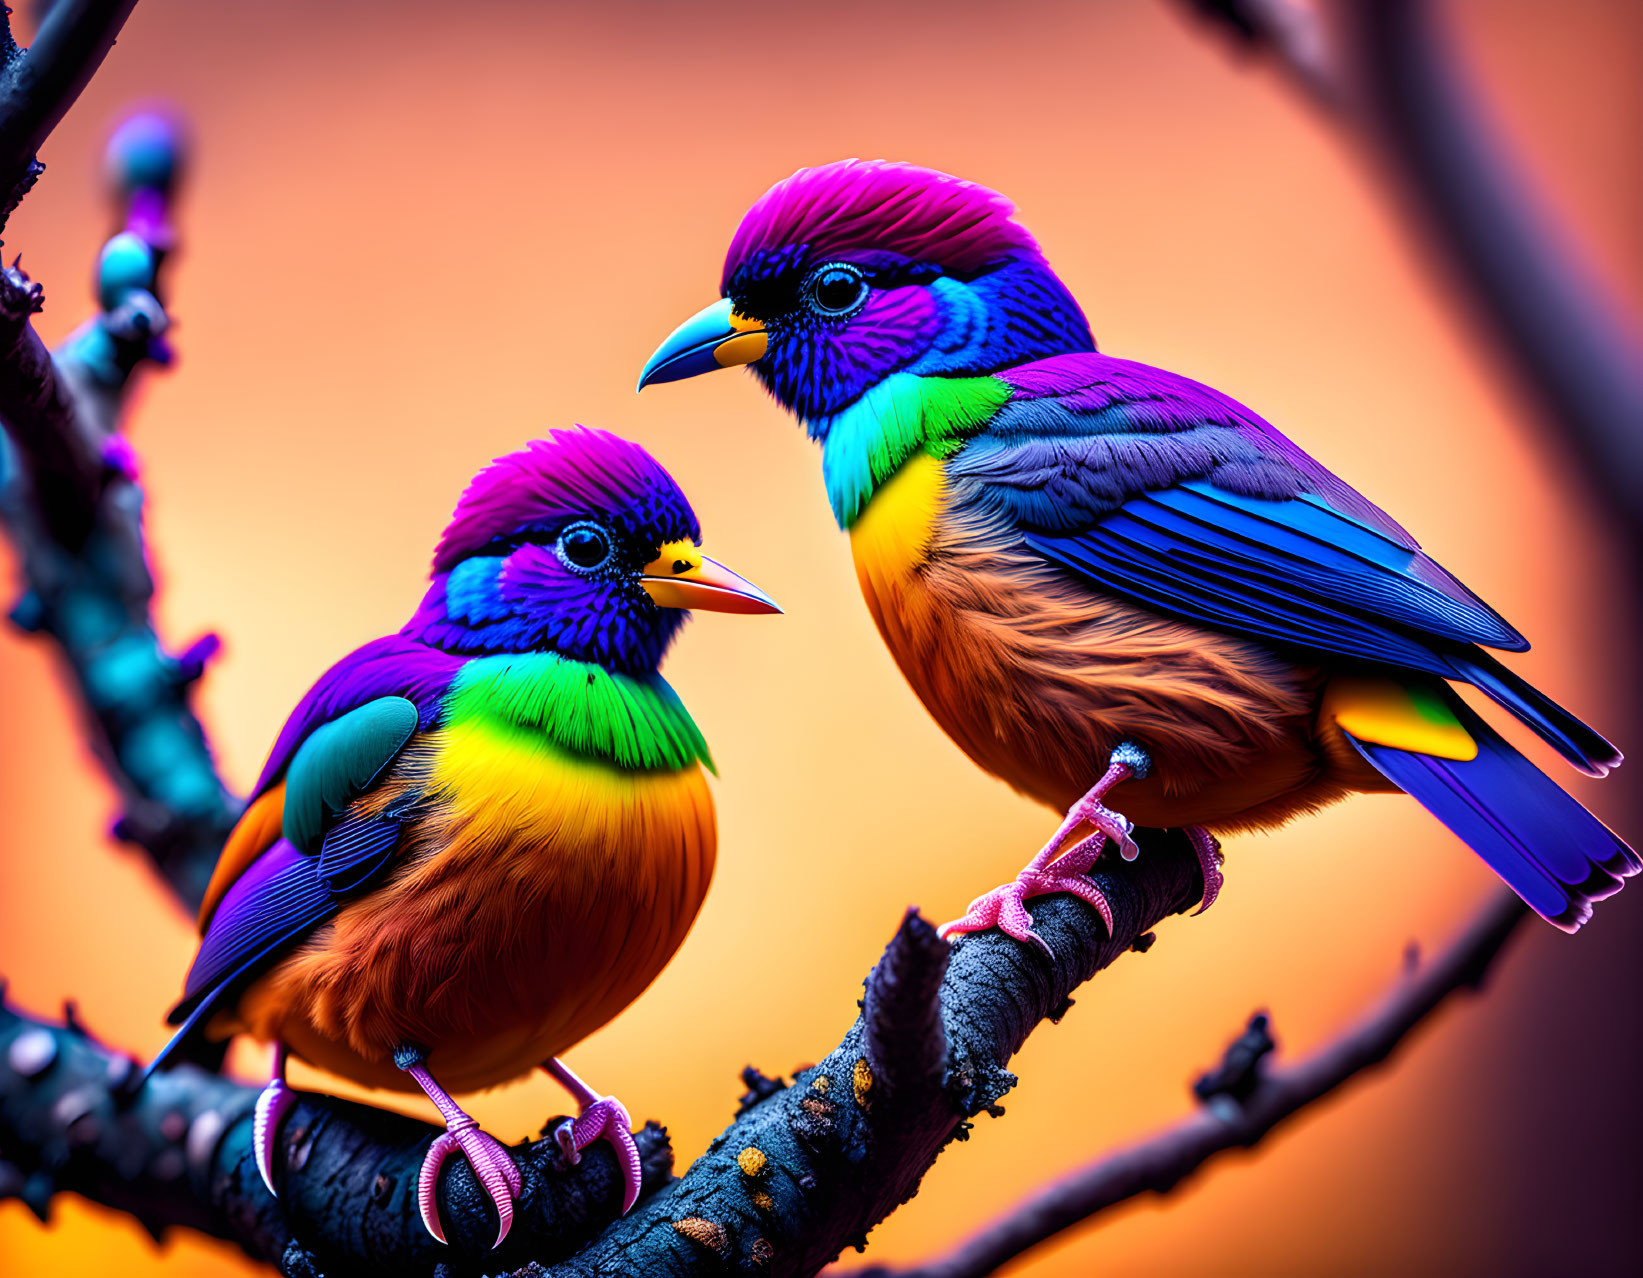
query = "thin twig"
xmin=1174 ymin=0 xmax=1342 ymax=110
xmin=865 ymin=891 xmax=1530 ymax=1278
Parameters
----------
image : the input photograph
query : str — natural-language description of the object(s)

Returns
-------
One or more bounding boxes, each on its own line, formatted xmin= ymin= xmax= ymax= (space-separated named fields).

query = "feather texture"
xmin=446 ymin=650 xmax=713 ymax=774
xmin=724 ymin=159 xmax=1041 ymax=291
xmin=433 ymin=427 xmax=698 ymax=572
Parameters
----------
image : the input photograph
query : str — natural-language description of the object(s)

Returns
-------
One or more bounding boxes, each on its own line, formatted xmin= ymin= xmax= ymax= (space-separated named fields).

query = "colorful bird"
xmin=640 ymin=158 xmax=1636 ymax=941
xmin=141 ymin=427 xmax=779 ymax=1246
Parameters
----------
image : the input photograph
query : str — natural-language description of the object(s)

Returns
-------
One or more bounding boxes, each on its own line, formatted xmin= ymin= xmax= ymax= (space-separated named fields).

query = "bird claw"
xmin=554 ymin=1094 xmax=642 ymax=1215
xmin=938 ymin=864 xmax=1115 ymax=952
xmin=1070 ymin=795 xmax=1139 ymax=862
xmin=1187 ymin=825 xmax=1224 ymax=915
xmin=417 ymin=1117 xmax=522 ymax=1249
xmin=938 ymin=750 xmax=1139 ymax=951
xmin=252 ymin=1074 xmax=296 ymax=1197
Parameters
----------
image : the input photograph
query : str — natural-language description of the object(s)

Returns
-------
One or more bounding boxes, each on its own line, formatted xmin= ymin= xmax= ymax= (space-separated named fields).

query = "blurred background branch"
xmin=0 ymin=1 xmax=139 ymax=233
xmin=1182 ymin=0 xmax=1643 ymax=540
xmin=0 ymin=50 xmax=237 ymax=910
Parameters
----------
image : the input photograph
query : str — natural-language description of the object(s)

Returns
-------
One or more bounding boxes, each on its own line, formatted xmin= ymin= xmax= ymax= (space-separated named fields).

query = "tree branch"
xmin=0 ymin=832 xmax=1203 ymax=1276
xmin=862 ymin=890 xmax=1530 ymax=1278
xmin=550 ymin=832 xmax=1202 ymax=1277
xmin=0 ymin=0 xmax=141 ymax=232
xmin=0 ymin=990 xmax=677 ymax=1273
xmin=863 ymin=909 xmax=950 ymax=1106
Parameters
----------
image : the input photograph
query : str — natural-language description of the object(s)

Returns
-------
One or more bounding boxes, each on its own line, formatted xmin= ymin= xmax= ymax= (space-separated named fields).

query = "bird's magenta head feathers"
xmin=433 ymin=427 xmax=699 ymax=572
xmin=640 ymin=160 xmax=1094 ymax=423
xmin=721 ymin=159 xmax=1043 ymax=294
xmin=406 ymin=428 xmax=775 ymax=675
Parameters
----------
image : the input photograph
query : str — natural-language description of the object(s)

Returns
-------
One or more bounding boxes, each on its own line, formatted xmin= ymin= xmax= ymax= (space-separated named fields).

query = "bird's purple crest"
xmin=406 ymin=428 xmax=712 ymax=676
xmin=722 ymin=159 xmax=1043 ymax=291
xmin=434 ymin=426 xmax=699 ymax=571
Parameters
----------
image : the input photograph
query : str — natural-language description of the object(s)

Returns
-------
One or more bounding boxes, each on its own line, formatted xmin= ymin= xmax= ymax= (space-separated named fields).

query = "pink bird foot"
xmin=939 ymin=741 xmax=1151 ymax=953
xmin=396 ymin=1046 xmax=522 ymax=1248
xmin=252 ymin=1043 xmax=296 ymax=1196
xmin=1187 ymin=824 xmax=1225 ymax=915
xmin=544 ymin=1057 xmax=643 ymax=1215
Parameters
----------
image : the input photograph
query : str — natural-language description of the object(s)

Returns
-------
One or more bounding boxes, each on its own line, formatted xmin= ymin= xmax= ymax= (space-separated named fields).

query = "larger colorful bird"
xmin=142 ymin=428 xmax=778 ymax=1245
xmin=640 ymin=159 xmax=1636 ymax=941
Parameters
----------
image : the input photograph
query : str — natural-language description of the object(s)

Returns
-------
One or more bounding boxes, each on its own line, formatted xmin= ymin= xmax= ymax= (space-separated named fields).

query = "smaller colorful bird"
xmin=640 ymin=158 xmax=1636 ymax=941
xmin=141 ymin=428 xmax=779 ymax=1246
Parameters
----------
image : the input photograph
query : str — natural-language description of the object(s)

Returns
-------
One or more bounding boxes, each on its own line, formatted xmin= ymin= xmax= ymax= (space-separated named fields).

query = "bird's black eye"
xmin=808 ymin=263 xmax=868 ymax=317
xmin=556 ymin=521 xmax=613 ymax=572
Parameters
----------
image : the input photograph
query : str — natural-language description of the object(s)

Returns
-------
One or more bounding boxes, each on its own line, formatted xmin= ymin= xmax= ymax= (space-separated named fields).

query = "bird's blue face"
xmin=638 ymin=160 xmax=1095 ymax=427
xmin=405 ymin=430 xmax=778 ymax=676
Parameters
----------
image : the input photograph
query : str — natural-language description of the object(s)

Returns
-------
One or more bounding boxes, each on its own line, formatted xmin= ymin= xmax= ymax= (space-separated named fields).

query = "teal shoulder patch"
xmin=283 ymin=695 xmax=419 ymax=854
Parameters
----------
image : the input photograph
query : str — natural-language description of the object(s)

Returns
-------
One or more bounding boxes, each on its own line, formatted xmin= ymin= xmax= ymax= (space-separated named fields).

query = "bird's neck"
xmin=961 ymin=258 xmax=1095 ymax=370
xmin=443 ymin=650 xmax=713 ymax=774
xmin=807 ymin=257 xmax=1093 ymax=530
xmin=814 ymin=372 xmax=1011 ymax=529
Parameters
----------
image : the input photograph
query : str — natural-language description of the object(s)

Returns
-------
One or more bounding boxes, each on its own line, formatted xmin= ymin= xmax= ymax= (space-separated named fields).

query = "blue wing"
xmin=171 ymin=810 xmax=406 ymax=1024
xmin=959 ymin=354 xmax=1617 ymax=775
xmin=1028 ymin=481 xmax=1521 ymax=668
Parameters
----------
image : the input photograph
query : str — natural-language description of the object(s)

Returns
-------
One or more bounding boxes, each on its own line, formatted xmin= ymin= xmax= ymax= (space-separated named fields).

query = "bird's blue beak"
xmin=637 ymin=298 xmax=768 ymax=391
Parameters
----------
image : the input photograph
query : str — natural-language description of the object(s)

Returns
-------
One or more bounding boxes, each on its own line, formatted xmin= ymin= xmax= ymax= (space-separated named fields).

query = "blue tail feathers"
xmin=1446 ymin=650 xmax=1622 ymax=778
xmin=1347 ymin=695 xmax=1639 ymax=932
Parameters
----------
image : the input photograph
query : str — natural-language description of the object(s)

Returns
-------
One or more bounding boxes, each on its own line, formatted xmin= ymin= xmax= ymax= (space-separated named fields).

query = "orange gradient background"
xmin=3 ymin=2 xmax=1640 ymax=1275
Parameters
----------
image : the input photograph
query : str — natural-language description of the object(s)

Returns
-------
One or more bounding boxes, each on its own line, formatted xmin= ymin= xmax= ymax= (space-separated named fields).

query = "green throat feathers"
xmin=448 ymin=651 xmax=715 ymax=774
xmin=817 ymin=373 xmax=1010 ymax=529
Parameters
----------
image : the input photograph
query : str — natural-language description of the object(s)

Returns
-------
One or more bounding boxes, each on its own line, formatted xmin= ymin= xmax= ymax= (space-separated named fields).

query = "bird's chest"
xmin=427 ymin=716 xmax=714 ymax=879
xmin=848 ymin=451 xmax=951 ymax=650
xmin=414 ymin=716 xmax=717 ymax=992
xmin=847 ymin=453 xmax=1034 ymax=764
xmin=277 ymin=711 xmax=718 ymax=1090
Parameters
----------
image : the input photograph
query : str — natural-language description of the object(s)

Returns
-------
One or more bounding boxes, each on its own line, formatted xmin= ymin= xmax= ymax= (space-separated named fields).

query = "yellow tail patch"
xmin=1324 ymin=675 xmax=1478 ymax=761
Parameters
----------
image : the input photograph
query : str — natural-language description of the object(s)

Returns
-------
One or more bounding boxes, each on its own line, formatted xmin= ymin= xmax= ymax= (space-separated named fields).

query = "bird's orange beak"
xmin=641 ymin=540 xmax=781 ymax=615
